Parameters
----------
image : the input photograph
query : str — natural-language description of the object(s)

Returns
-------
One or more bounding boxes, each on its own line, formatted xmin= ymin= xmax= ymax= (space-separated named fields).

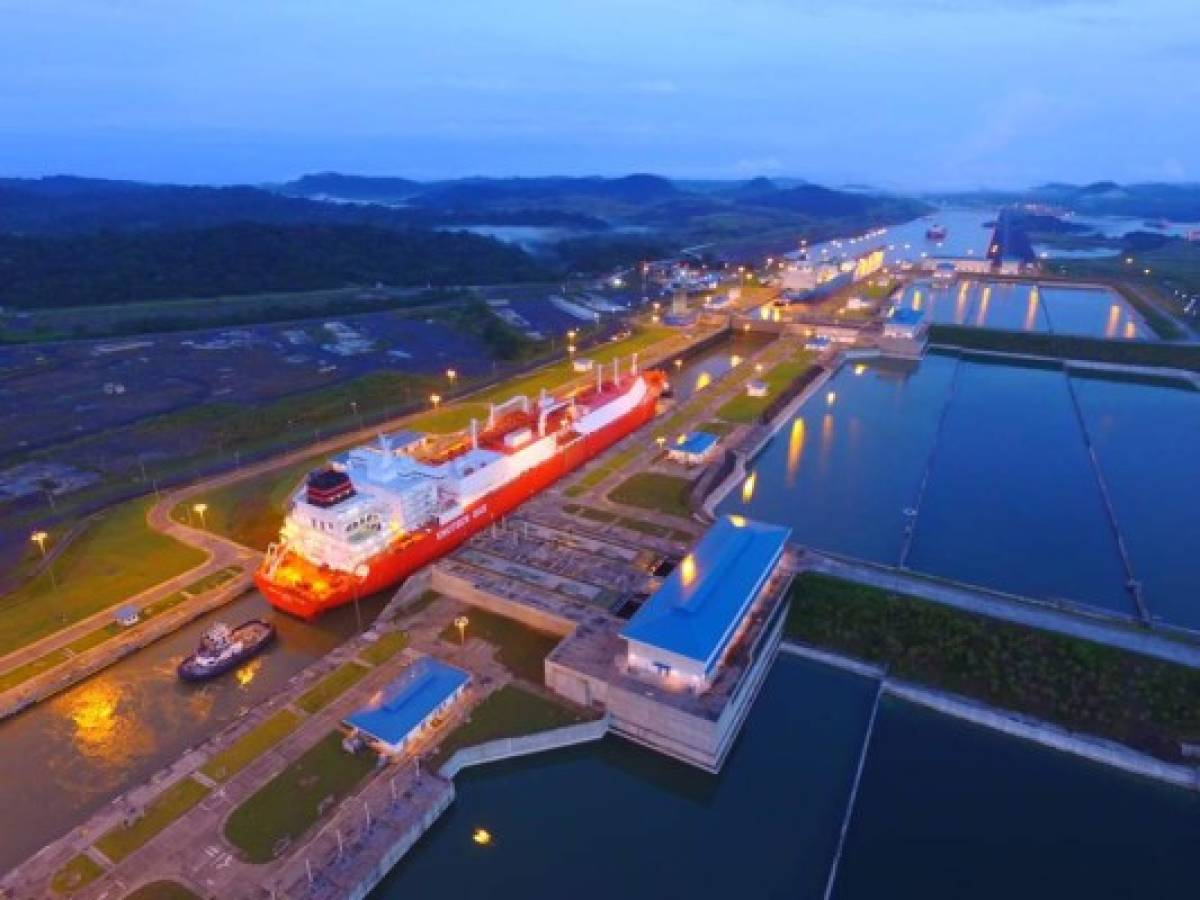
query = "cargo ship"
xmin=256 ymin=356 xmax=667 ymax=619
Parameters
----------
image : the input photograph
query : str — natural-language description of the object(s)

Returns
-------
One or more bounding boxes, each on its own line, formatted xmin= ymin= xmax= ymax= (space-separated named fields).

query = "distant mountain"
xmin=0 ymin=176 xmax=607 ymax=235
xmin=276 ymin=172 xmax=423 ymax=202
xmin=939 ymin=181 xmax=1200 ymax=221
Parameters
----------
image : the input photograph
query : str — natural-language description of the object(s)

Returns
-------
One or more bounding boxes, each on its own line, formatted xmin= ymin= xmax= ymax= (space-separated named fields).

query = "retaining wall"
xmin=438 ymin=716 xmax=610 ymax=779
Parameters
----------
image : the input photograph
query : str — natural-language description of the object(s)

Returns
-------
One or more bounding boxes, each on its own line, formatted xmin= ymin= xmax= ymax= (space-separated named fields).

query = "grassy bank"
xmin=716 ymin=352 xmax=815 ymax=423
xmin=96 ymin=777 xmax=211 ymax=863
xmin=200 ymin=709 xmax=302 ymax=783
xmin=608 ymin=472 xmax=694 ymax=519
xmin=295 ymin=662 xmax=371 ymax=714
xmin=431 ymin=684 xmax=588 ymax=769
xmin=786 ymin=574 xmax=1200 ymax=761
xmin=439 ymin=607 xmax=561 ymax=684
xmin=929 ymin=325 xmax=1200 ymax=371
xmin=0 ymin=498 xmax=206 ymax=657
xmin=123 ymin=881 xmax=201 ymax=900
xmin=224 ymin=731 xmax=377 ymax=863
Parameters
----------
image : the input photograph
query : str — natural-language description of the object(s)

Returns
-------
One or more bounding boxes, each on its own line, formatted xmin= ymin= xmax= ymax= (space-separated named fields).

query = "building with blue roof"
xmin=344 ymin=657 xmax=470 ymax=755
xmin=621 ymin=515 xmax=791 ymax=690
xmin=883 ymin=305 xmax=928 ymax=341
xmin=666 ymin=430 xmax=719 ymax=466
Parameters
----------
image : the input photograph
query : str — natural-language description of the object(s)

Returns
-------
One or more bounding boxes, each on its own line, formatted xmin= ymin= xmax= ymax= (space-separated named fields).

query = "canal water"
xmin=896 ymin=279 xmax=1148 ymax=339
xmin=666 ymin=331 xmax=774 ymax=401
xmin=720 ymin=353 xmax=1199 ymax=625
xmin=371 ymin=656 xmax=1200 ymax=899
xmin=0 ymin=589 xmax=388 ymax=874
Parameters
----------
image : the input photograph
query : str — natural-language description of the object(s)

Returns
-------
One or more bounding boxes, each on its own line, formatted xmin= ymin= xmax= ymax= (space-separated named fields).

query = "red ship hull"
xmin=256 ymin=377 xmax=663 ymax=619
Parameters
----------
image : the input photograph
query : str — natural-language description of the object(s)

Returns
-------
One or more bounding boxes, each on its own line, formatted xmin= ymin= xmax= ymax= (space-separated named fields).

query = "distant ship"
xmin=178 ymin=621 xmax=275 ymax=681
xmin=256 ymin=358 xmax=667 ymax=619
xmin=925 ymin=224 xmax=948 ymax=241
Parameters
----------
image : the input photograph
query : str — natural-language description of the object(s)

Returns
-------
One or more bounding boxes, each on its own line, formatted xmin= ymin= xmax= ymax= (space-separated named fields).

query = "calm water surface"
xmin=372 ymin=657 xmax=876 ymax=900
xmin=834 ymin=698 xmax=1200 ymax=899
xmin=721 ymin=355 xmax=1196 ymax=625
xmin=0 ymin=590 xmax=384 ymax=873
xmin=897 ymin=279 xmax=1147 ymax=339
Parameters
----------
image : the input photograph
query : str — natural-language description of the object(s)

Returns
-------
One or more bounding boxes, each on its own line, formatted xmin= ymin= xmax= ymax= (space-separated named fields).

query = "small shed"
xmin=666 ymin=431 xmax=719 ymax=466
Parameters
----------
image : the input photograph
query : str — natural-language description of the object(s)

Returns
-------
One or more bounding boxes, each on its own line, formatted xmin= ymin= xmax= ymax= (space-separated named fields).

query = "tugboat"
xmin=177 ymin=620 xmax=276 ymax=682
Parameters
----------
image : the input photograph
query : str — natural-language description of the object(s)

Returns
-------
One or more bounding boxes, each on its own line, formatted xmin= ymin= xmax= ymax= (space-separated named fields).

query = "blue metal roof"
xmin=890 ymin=307 xmax=925 ymax=325
xmin=621 ymin=516 xmax=790 ymax=669
xmin=345 ymin=657 xmax=469 ymax=747
xmin=673 ymin=431 xmax=719 ymax=456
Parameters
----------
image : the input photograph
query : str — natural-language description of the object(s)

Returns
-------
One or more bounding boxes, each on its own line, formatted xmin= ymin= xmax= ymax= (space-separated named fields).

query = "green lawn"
xmin=200 ymin=709 xmax=302 ymax=782
xmin=787 ymin=573 xmax=1200 ymax=761
xmin=123 ymin=881 xmax=201 ymax=900
xmin=607 ymin=472 xmax=694 ymax=519
xmin=295 ymin=662 xmax=371 ymax=714
xmin=0 ymin=647 xmax=71 ymax=693
xmin=0 ymin=498 xmax=206 ymax=657
xmin=50 ymin=854 xmax=105 ymax=895
xmin=359 ymin=630 xmax=410 ymax=666
xmin=439 ymin=607 xmax=561 ymax=684
xmin=224 ymin=731 xmax=377 ymax=863
xmin=432 ymin=684 xmax=588 ymax=769
xmin=96 ymin=777 xmax=211 ymax=863
xmin=716 ymin=353 xmax=816 ymax=423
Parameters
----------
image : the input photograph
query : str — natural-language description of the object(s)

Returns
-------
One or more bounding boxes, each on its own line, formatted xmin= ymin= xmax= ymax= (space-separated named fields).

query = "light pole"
xmin=193 ymin=503 xmax=208 ymax=529
xmin=454 ymin=615 xmax=469 ymax=645
xmin=32 ymin=530 xmax=58 ymax=609
xmin=430 ymin=394 xmax=442 ymax=411
xmin=353 ymin=564 xmax=370 ymax=634
xmin=446 ymin=369 xmax=457 ymax=393
xmin=350 ymin=400 xmax=363 ymax=431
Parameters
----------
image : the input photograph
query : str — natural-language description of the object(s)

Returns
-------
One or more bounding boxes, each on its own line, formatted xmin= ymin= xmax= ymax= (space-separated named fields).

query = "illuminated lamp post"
xmin=192 ymin=503 xmax=208 ymax=530
xmin=430 ymin=393 xmax=442 ymax=411
xmin=454 ymin=615 xmax=469 ymax=645
xmin=446 ymin=368 xmax=457 ymax=387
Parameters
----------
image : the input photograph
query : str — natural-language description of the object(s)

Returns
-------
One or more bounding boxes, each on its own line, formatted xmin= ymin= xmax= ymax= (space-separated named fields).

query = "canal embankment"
xmin=781 ymin=640 xmax=1200 ymax=794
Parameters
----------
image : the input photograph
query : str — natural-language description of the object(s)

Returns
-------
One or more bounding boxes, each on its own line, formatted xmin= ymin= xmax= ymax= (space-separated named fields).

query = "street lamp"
xmin=430 ymin=393 xmax=442 ymax=410
xmin=446 ymin=369 xmax=457 ymax=386
xmin=454 ymin=615 xmax=469 ymax=645
xmin=193 ymin=503 xmax=208 ymax=529
xmin=31 ymin=530 xmax=48 ymax=557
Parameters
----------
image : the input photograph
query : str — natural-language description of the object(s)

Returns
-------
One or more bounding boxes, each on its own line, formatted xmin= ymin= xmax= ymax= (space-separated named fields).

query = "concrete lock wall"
xmin=438 ymin=717 xmax=611 ymax=779
xmin=429 ymin=567 xmax=577 ymax=637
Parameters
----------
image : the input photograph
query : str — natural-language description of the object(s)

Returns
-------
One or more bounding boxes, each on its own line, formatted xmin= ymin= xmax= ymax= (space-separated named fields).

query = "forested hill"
xmin=0 ymin=223 xmax=548 ymax=309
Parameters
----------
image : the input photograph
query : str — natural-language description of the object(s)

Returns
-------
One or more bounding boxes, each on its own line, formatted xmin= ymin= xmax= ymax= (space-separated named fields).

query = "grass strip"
xmin=223 ymin=731 xmax=377 ymax=864
xmin=607 ymin=472 xmax=694 ymax=519
xmin=200 ymin=709 xmax=302 ymax=783
xmin=50 ymin=854 xmax=105 ymax=895
xmin=360 ymin=630 xmax=409 ymax=666
xmin=295 ymin=662 xmax=371 ymax=715
xmin=96 ymin=777 xmax=211 ymax=863
xmin=439 ymin=607 xmax=560 ymax=684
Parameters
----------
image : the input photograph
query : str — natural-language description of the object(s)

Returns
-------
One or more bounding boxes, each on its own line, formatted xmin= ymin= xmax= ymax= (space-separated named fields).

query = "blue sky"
xmin=1 ymin=0 xmax=1197 ymax=188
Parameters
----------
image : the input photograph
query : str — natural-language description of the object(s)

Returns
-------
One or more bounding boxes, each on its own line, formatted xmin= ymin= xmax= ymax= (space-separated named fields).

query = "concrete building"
xmin=547 ymin=515 xmax=795 ymax=771
xmin=666 ymin=431 xmax=719 ymax=466
xmin=622 ymin=516 xmax=790 ymax=691
xmin=344 ymin=657 xmax=469 ymax=756
xmin=879 ymin=306 xmax=929 ymax=358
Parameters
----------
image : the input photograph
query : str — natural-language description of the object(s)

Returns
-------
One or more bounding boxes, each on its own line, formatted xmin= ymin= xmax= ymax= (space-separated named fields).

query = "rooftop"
xmin=889 ymin=307 xmax=926 ymax=326
xmin=344 ymin=657 xmax=469 ymax=747
xmin=672 ymin=431 xmax=719 ymax=456
xmin=620 ymin=516 xmax=791 ymax=669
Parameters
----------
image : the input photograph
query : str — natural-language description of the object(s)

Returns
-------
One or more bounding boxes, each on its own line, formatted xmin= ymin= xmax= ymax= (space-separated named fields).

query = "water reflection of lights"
xmin=853 ymin=364 xmax=867 ymax=376
xmin=54 ymin=678 xmax=153 ymax=767
xmin=786 ymin=419 xmax=806 ymax=484
xmin=826 ymin=390 xmax=837 ymax=407
xmin=235 ymin=656 xmax=263 ymax=687
xmin=695 ymin=372 xmax=712 ymax=391
xmin=1124 ymin=320 xmax=1136 ymax=339
xmin=976 ymin=286 xmax=992 ymax=327
xmin=741 ymin=471 xmax=757 ymax=503
xmin=1023 ymin=289 xmax=1039 ymax=332
xmin=1105 ymin=304 xmax=1120 ymax=339
xmin=911 ymin=289 xmax=922 ymax=311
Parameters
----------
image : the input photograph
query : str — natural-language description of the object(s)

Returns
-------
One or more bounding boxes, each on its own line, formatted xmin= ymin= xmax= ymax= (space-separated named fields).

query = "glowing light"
xmin=473 ymin=828 xmax=492 ymax=846
xmin=695 ymin=372 xmax=712 ymax=391
xmin=680 ymin=553 xmax=697 ymax=585
xmin=676 ymin=434 xmax=688 ymax=445
xmin=235 ymin=657 xmax=263 ymax=687
xmin=741 ymin=471 xmax=757 ymax=503
xmin=730 ymin=354 xmax=742 ymax=368
xmin=728 ymin=515 xmax=746 ymax=528
xmin=430 ymin=393 xmax=442 ymax=409
xmin=786 ymin=418 xmax=806 ymax=484
xmin=1105 ymin=303 xmax=1120 ymax=339
xmin=1124 ymin=321 xmax=1137 ymax=339
xmin=759 ymin=305 xmax=770 ymax=321
xmin=826 ymin=390 xmax=837 ymax=407
xmin=446 ymin=368 xmax=457 ymax=383
xmin=853 ymin=364 xmax=866 ymax=376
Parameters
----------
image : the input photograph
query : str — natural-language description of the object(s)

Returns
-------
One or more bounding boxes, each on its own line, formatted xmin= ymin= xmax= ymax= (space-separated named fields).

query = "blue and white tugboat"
xmin=177 ymin=620 xmax=276 ymax=682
